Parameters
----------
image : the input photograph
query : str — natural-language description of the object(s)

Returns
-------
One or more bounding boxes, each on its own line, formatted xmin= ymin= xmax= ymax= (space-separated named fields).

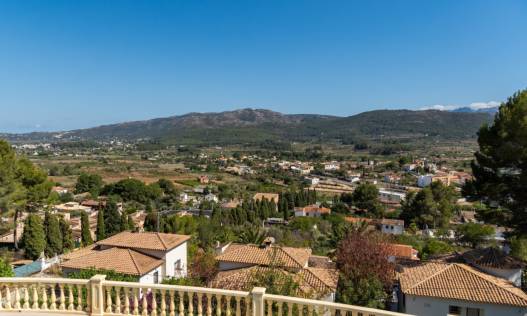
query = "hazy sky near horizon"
xmin=1 ymin=0 xmax=526 ymax=133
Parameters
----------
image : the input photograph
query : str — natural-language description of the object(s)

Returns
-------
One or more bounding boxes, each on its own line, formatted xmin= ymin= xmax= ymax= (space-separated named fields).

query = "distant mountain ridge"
xmin=451 ymin=106 xmax=499 ymax=114
xmin=2 ymin=108 xmax=492 ymax=145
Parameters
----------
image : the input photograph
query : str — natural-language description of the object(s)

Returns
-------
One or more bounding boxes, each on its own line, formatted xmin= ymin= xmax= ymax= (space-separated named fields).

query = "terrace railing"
xmin=0 ymin=275 xmax=412 ymax=316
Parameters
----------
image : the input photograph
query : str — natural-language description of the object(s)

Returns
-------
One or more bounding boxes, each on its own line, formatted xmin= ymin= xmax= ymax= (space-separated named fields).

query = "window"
xmin=448 ymin=306 xmax=461 ymax=315
xmin=174 ymin=259 xmax=182 ymax=272
xmin=467 ymin=308 xmax=481 ymax=316
xmin=153 ymin=271 xmax=159 ymax=284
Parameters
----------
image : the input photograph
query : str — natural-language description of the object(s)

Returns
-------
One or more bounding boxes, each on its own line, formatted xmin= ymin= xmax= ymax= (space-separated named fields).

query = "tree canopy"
xmin=469 ymin=89 xmax=527 ymax=234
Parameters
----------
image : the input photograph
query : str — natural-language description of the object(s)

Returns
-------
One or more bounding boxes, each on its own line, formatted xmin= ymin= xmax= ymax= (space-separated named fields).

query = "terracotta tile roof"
xmin=97 ymin=231 xmax=190 ymax=251
xmin=308 ymin=255 xmax=336 ymax=269
xmin=253 ymin=193 xmax=279 ymax=203
xmin=463 ymin=247 xmax=525 ymax=269
xmin=210 ymin=266 xmax=337 ymax=298
xmin=398 ymin=262 xmax=527 ymax=307
xmin=217 ymin=244 xmax=311 ymax=269
xmin=62 ymin=244 xmax=99 ymax=260
xmin=386 ymin=244 xmax=419 ymax=260
xmin=61 ymin=247 xmax=164 ymax=276
xmin=294 ymin=205 xmax=331 ymax=214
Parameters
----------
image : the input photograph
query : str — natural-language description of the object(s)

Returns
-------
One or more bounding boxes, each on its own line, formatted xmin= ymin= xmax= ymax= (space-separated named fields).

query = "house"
xmin=324 ymin=161 xmax=340 ymax=171
xmin=462 ymin=247 xmax=525 ymax=287
xmin=294 ymin=204 xmax=331 ymax=217
xmin=379 ymin=189 xmax=406 ymax=204
xmin=345 ymin=217 xmax=405 ymax=235
xmin=304 ymin=177 xmax=320 ymax=186
xmin=204 ymin=193 xmax=218 ymax=203
xmin=253 ymin=193 xmax=279 ymax=204
xmin=198 ymin=175 xmax=209 ymax=184
xmin=51 ymin=186 xmax=69 ymax=194
xmin=396 ymin=262 xmax=527 ymax=316
xmin=62 ymin=231 xmax=190 ymax=284
xmin=211 ymin=242 xmax=338 ymax=301
xmin=54 ymin=202 xmax=92 ymax=213
xmin=386 ymin=243 xmax=419 ymax=261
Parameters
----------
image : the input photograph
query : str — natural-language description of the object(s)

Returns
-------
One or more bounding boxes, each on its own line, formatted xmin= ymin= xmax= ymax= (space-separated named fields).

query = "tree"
xmin=127 ymin=215 xmax=135 ymax=231
xmin=20 ymin=214 xmax=46 ymax=260
xmin=60 ymin=217 xmax=74 ymax=252
xmin=400 ymin=181 xmax=457 ymax=229
xmin=44 ymin=212 xmax=63 ymax=257
xmin=335 ymin=230 xmax=393 ymax=308
xmin=120 ymin=212 xmax=128 ymax=231
xmin=455 ymin=223 xmax=495 ymax=248
xmin=352 ymin=183 xmax=382 ymax=215
xmin=96 ymin=209 xmax=106 ymax=241
xmin=469 ymin=89 xmax=527 ymax=233
xmin=103 ymin=199 xmax=121 ymax=236
xmin=0 ymin=257 xmax=14 ymax=277
xmin=80 ymin=211 xmax=93 ymax=246
xmin=75 ymin=173 xmax=103 ymax=196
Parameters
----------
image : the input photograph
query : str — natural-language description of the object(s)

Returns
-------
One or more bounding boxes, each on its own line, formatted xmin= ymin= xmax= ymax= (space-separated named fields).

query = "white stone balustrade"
xmin=0 ymin=276 xmax=412 ymax=316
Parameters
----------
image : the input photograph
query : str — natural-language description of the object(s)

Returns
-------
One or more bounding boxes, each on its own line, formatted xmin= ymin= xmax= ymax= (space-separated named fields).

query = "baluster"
xmin=178 ymin=291 xmax=184 ymax=316
xmin=76 ymin=284 xmax=83 ymax=311
xmin=169 ymin=290 xmax=175 ymax=316
xmin=124 ymin=288 xmax=131 ymax=315
xmin=31 ymin=285 xmax=39 ymax=310
xmin=287 ymin=303 xmax=293 ymax=316
xmin=67 ymin=285 xmax=74 ymax=310
xmin=22 ymin=285 xmax=30 ymax=309
xmin=277 ymin=301 xmax=283 ymax=316
xmin=197 ymin=293 xmax=203 ymax=316
xmin=225 ymin=296 xmax=231 ymax=316
xmin=115 ymin=287 xmax=122 ymax=315
xmin=266 ymin=300 xmax=272 ymax=316
xmin=206 ymin=294 xmax=212 ymax=316
xmin=187 ymin=292 xmax=193 ymax=316
xmin=59 ymin=284 xmax=66 ymax=310
xmin=235 ymin=296 xmax=241 ymax=316
xmin=14 ymin=284 xmax=21 ymax=310
xmin=160 ymin=289 xmax=166 ymax=316
xmin=152 ymin=289 xmax=158 ymax=316
xmin=50 ymin=284 xmax=57 ymax=310
xmin=307 ymin=305 xmax=313 ymax=316
xmin=0 ymin=285 xmax=4 ymax=310
xmin=106 ymin=286 xmax=113 ymax=313
xmin=41 ymin=285 xmax=48 ymax=310
xmin=133 ymin=288 xmax=139 ymax=316
xmin=142 ymin=289 xmax=148 ymax=316
xmin=5 ymin=285 xmax=12 ymax=310
xmin=216 ymin=295 xmax=222 ymax=316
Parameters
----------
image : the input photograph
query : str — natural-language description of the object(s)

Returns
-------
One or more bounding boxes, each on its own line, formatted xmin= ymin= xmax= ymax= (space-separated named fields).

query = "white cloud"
xmin=419 ymin=101 xmax=500 ymax=111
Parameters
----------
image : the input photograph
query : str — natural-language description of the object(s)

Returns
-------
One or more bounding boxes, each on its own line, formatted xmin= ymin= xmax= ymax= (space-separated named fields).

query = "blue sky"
xmin=1 ymin=0 xmax=526 ymax=133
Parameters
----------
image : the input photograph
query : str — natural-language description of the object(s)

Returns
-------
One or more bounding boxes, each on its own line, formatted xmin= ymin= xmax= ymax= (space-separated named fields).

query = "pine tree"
xmin=80 ymin=211 xmax=93 ymax=246
xmin=96 ymin=209 xmax=106 ymax=241
xmin=44 ymin=212 xmax=63 ymax=257
xmin=20 ymin=214 xmax=46 ymax=260
xmin=59 ymin=217 xmax=74 ymax=251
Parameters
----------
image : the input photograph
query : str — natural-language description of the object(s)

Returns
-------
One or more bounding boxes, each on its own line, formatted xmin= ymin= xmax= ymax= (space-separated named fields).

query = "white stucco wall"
xmin=405 ymin=295 xmax=527 ymax=316
xmin=381 ymin=224 xmax=404 ymax=235
xmin=164 ymin=242 xmax=188 ymax=278
xmin=139 ymin=266 xmax=163 ymax=284
xmin=478 ymin=266 xmax=522 ymax=287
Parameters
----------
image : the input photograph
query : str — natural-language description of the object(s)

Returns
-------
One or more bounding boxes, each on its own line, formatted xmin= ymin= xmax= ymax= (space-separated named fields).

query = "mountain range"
xmin=2 ymin=108 xmax=493 ymax=145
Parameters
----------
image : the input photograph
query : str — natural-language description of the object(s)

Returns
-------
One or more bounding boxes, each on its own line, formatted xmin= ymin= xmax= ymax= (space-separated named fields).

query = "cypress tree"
xmin=120 ymin=211 xmax=128 ymax=231
xmin=59 ymin=217 xmax=74 ymax=252
xmin=80 ymin=211 xmax=93 ymax=246
xmin=44 ymin=212 xmax=63 ymax=257
xmin=20 ymin=214 xmax=46 ymax=260
xmin=96 ymin=209 xmax=106 ymax=241
xmin=103 ymin=199 xmax=121 ymax=236
xmin=127 ymin=215 xmax=135 ymax=231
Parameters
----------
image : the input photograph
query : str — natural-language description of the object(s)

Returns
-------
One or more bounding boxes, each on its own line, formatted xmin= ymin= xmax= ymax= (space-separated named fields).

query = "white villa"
xmin=62 ymin=231 xmax=190 ymax=284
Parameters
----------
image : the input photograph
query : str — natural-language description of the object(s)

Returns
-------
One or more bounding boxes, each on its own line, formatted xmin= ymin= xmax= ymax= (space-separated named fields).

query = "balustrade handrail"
xmin=0 ymin=276 xmax=413 ymax=316
xmin=104 ymin=279 xmax=251 ymax=297
xmin=265 ymin=294 xmax=411 ymax=316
